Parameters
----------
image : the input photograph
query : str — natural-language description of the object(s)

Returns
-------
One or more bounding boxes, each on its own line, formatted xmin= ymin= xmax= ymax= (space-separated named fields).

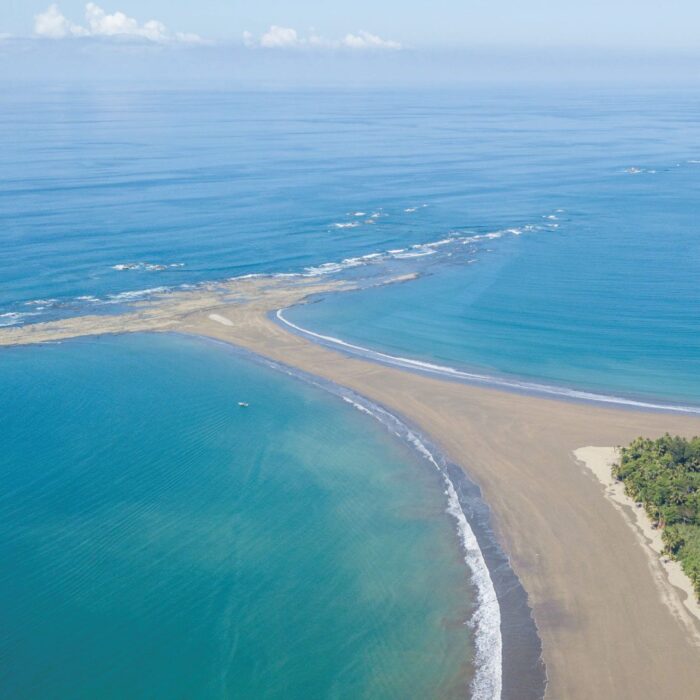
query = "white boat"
xmin=238 ymin=401 xmax=249 ymax=407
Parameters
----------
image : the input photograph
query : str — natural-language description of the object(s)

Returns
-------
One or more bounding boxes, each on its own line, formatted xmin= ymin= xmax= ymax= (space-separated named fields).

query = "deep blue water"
xmin=2 ymin=85 xmax=700 ymax=402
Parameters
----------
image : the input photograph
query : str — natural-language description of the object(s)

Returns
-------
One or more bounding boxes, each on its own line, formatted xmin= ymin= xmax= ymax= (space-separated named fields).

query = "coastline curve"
xmin=194 ymin=334 xmax=547 ymax=700
xmin=274 ymin=309 xmax=700 ymax=416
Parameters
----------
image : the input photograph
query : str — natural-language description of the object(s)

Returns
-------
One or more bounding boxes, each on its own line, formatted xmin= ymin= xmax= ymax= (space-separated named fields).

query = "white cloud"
xmin=34 ymin=4 xmax=87 ymax=38
xmin=260 ymin=25 xmax=300 ymax=49
xmin=84 ymin=3 xmax=167 ymax=40
xmin=175 ymin=32 xmax=205 ymax=44
xmin=33 ymin=3 xmax=204 ymax=43
xmin=341 ymin=31 xmax=401 ymax=50
xmin=244 ymin=26 xmax=401 ymax=51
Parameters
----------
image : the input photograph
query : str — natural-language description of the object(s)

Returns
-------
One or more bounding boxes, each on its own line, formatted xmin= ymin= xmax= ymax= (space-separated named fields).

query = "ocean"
xmin=3 ymin=86 xmax=700 ymax=404
xmin=2 ymin=83 xmax=700 ymax=697
xmin=0 ymin=333 xmax=478 ymax=699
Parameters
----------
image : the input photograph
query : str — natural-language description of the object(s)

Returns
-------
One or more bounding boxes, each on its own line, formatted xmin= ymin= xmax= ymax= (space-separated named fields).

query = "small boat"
xmin=238 ymin=402 xmax=249 ymax=407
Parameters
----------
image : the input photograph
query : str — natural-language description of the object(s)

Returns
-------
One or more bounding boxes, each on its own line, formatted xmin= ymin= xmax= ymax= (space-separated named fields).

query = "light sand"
xmin=0 ymin=276 xmax=354 ymax=346
xmin=3 ymin=281 xmax=700 ymax=698
xmin=574 ymin=446 xmax=700 ymax=641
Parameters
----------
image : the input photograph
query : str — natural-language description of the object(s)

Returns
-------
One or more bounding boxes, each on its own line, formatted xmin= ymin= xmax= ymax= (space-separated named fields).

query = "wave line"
xmin=275 ymin=309 xmax=700 ymax=415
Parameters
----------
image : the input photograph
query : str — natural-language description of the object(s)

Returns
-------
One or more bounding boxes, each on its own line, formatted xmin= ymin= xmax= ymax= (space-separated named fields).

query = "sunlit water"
xmin=2 ymin=84 xmax=699 ymax=698
xmin=0 ymin=334 xmax=476 ymax=699
xmin=3 ymin=86 xmax=699 ymax=403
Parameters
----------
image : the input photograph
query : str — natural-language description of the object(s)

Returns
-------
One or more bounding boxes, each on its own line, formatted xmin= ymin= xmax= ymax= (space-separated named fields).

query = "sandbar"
xmin=3 ymin=276 xmax=700 ymax=699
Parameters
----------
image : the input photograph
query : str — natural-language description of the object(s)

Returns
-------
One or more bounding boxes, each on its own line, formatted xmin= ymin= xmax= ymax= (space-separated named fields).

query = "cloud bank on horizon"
xmin=34 ymin=3 xmax=204 ymax=43
xmin=243 ymin=26 xmax=401 ymax=50
xmin=29 ymin=4 xmax=401 ymax=51
xmin=8 ymin=1 xmax=695 ymax=86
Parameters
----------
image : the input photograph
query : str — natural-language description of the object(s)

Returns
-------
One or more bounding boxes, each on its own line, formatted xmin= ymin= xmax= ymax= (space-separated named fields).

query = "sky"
xmin=3 ymin=0 xmax=700 ymax=49
xmin=1 ymin=1 xmax=700 ymax=84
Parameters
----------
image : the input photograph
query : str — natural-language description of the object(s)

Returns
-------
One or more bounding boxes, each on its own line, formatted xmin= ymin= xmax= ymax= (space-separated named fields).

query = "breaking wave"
xmin=0 ymin=213 xmax=558 ymax=332
xmin=337 ymin=394 xmax=502 ymax=699
xmin=275 ymin=310 xmax=700 ymax=415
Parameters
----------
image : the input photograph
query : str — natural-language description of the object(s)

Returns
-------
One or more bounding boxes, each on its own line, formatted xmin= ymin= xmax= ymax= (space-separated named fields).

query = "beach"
xmin=3 ymin=276 xmax=700 ymax=698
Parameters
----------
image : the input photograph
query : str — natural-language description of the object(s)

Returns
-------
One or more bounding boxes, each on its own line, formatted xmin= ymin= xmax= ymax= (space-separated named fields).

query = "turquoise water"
xmin=3 ymin=86 xmax=700 ymax=403
xmin=3 ymin=84 xmax=700 ymax=697
xmin=0 ymin=333 xmax=475 ymax=699
xmin=287 ymin=172 xmax=700 ymax=405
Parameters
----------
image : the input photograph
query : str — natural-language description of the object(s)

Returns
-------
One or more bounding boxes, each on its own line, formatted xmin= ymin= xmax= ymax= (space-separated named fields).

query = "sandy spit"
xmin=3 ymin=278 xmax=700 ymax=699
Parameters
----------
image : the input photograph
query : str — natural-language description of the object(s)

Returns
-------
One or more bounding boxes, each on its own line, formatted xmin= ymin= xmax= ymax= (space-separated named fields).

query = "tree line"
xmin=615 ymin=435 xmax=700 ymax=599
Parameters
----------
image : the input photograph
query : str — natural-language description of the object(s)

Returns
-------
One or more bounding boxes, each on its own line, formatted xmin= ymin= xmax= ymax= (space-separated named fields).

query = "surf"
xmin=275 ymin=309 xmax=700 ymax=415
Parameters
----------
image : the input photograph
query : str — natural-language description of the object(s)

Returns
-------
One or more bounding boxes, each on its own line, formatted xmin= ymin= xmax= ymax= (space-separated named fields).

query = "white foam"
xmin=339 ymin=394 xmax=502 ymax=699
xmin=0 ymin=311 xmax=40 ymax=327
xmin=332 ymin=222 xmax=360 ymax=229
xmin=391 ymin=248 xmax=437 ymax=259
xmin=112 ymin=262 xmax=184 ymax=272
xmin=443 ymin=458 xmax=502 ymax=700
xmin=106 ymin=287 xmax=169 ymax=302
xmin=424 ymin=237 xmax=456 ymax=249
xmin=24 ymin=298 xmax=58 ymax=307
xmin=276 ymin=310 xmax=700 ymax=415
xmin=234 ymin=273 xmax=266 ymax=280
xmin=301 ymin=223 xmax=546 ymax=278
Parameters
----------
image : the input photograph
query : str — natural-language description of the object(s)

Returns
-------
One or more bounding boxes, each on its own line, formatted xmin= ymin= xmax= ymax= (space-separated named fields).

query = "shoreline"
xmin=3 ymin=277 xmax=700 ymax=697
xmin=7 ymin=266 xmax=700 ymax=416
xmin=196 ymin=333 xmax=545 ymax=700
xmin=274 ymin=307 xmax=700 ymax=416
xmin=574 ymin=446 xmax=700 ymax=642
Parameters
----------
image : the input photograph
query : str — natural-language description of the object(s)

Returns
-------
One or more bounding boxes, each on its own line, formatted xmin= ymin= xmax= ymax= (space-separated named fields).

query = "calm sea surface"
xmin=2 ymin=85 xmax=699 ymax=402
xmin=0 ymin=333 xmax=475 ymax=699
xmin=2 ymin=84 xmax=699 ymax=697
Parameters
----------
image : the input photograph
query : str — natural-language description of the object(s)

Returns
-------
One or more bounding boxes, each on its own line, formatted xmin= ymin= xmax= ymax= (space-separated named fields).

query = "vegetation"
xmin=615 ymin=435 xmax=700 ymax=599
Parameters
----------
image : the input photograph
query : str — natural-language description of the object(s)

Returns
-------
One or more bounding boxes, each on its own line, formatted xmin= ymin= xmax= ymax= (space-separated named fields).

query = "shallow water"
xmin=0 ymin=333 xmax=478 ymax=699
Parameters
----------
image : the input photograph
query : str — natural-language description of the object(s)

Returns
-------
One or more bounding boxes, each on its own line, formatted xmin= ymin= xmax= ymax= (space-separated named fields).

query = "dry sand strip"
xmin=181 ymin=307 xmax=700 ymax=700
xmin=3 ymin=281 xmax=700 ymax=699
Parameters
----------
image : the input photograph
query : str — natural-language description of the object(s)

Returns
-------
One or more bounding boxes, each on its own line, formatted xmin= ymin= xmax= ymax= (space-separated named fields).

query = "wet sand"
xmin=3 ymin=277 xmax=700 ymax=699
